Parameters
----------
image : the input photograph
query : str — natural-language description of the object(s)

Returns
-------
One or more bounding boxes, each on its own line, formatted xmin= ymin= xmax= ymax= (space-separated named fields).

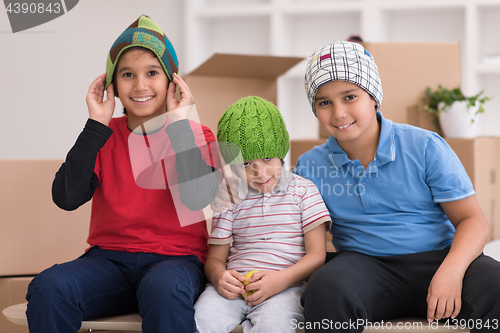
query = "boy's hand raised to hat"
xmin=166 ymin=73 xmax=195 ymax=123
xmin=86 ymin=73 xmax=115 ymax=127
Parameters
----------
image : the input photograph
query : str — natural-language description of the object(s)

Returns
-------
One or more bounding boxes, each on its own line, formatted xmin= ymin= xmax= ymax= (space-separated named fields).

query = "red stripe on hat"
xmin=320 ymin=54 xmax=331 ymax=61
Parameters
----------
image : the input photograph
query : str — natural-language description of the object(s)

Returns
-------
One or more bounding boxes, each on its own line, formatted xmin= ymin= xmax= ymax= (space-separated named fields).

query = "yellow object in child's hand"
xmin=241 ymin=270 xmax=260 ymax=298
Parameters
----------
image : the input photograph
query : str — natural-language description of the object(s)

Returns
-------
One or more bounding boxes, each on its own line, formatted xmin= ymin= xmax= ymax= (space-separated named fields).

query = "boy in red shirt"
xmin=26 ymin=15 xmax=219 ymax=333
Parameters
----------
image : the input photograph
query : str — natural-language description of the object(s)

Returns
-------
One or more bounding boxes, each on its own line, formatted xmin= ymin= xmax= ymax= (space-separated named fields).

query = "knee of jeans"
xmin=141 ymin=268 xmax=202 ymax=308
xmin=148 ymin=260 xmax=204 ymax=293
xmin=26 ymin=265 xmax=82 ymax=306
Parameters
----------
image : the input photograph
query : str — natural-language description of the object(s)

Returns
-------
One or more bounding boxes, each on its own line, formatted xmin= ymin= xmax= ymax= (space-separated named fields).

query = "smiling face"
xmin=240 ymin=157 xmax=282 ymax=193
xmin=315 ymin=80 xmax=379 ymax=148
xmin=115 ymin=48 xmax=169 ymax=130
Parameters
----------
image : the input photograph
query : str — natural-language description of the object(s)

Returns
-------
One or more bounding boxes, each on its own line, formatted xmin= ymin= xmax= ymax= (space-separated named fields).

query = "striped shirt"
xmin=209 ymin=171 xmax=331 ymax=273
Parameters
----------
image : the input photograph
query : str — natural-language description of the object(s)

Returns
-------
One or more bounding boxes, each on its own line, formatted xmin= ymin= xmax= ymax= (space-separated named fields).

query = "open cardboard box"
xmin=182 ymin=53 xmax=303 ymax=135
xmin=319 ymin=42 xmax=461 ymax=138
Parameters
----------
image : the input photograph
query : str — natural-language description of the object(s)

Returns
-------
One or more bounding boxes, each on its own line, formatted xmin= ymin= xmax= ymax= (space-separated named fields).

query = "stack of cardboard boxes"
xmin=445 ymin=138 xmax=500 ymax=239
xmin=0 ymin=160 xmax=91 ymax=333
xmin=183 ymin=53 xmax=304 ymax=136
xmin=290 ymin=42 xmax=500 ymax=241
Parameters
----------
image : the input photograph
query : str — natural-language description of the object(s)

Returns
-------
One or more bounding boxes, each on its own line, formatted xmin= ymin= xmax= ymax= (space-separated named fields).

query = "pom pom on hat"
xmin=105 ymin=15 xmax=178 ymax=93
xmin=305 ymin=41 xmax=383 ymax=116
xmin=217 ymin=96 xmax=290 ymax=164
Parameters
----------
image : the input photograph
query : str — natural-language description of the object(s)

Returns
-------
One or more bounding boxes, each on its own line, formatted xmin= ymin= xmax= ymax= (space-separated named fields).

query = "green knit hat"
xmin=217 ymin=96 xmax=290 ymax=164
xmin=105 ymin=15 xmax=178 ymax=95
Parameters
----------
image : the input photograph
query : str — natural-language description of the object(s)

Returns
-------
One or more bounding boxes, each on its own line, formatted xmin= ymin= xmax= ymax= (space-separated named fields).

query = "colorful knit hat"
xmin=217 ymin=96 xmax=290 ymax=164
xmin=105 ymin=15 xmax=178 ymax=94
xmin=305 ymin=41 xmax=383 ymax=116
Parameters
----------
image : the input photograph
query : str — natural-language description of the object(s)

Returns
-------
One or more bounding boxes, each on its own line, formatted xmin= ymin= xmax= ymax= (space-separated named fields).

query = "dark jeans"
xmin=26 ymin=246 xmax=206 ymax=333
xmin=301 ymin=247 xmax=500 ymax=332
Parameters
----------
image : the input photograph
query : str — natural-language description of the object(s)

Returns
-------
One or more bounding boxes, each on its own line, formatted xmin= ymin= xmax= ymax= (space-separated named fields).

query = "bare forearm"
xmin=438 ymin=196 xmax=489 ymax=277
xmin=442 ymin=217 xmax=489 ymax=275
xmin=205 ymin=257 xmax=228 ymax=284
xmin=279 ymin=252 xmax=325 ymax=289
xmin=204 ymin=243 xmax=232 ymax=284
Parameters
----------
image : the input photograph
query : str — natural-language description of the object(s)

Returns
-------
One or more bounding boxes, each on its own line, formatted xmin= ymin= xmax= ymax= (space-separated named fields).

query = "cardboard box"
xmin=319 ymin=43 xmax=460 ymax=138
xmin=0 ymin=277 xmax=32 ymax=333
xmin=290 ymin=139 xmax=328 ymax=169
xmin=446 ymin=138 xmax=500 ymax=240
xmin=183 ymin=53 xmax=303 ymax=135
xmin=406 ymin=105 xmax=442 ymax=136
xmin=0 ymin=160 xmax=91 ymax=276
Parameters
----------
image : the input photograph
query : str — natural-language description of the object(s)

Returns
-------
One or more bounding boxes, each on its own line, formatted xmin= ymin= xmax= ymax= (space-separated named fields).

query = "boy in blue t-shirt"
xmin=296 ymin=41 xmax=500 ymax=332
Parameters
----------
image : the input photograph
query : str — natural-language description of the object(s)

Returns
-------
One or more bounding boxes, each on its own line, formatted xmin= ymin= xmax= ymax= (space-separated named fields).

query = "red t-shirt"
xmin=87 ymin=116 xmax=216 ymax=263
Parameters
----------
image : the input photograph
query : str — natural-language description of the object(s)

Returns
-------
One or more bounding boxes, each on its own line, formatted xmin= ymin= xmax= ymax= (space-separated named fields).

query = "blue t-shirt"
xmin=294 ymin=112 xmax=474 ymax=256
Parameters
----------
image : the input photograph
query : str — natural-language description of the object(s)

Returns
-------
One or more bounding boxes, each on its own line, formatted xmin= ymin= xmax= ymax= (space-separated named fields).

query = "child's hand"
xmin=166 ymin=73 xmax=195 ymax=122
xmin=212 ymin=269 xmax=246 ymax=300
xmin=86 ymin=73 xmax=115 ymax=126
xmin=426 ymin=267 xmax=463 ymax=322
xmin=244 ymin=270 xmax=287 ymax=306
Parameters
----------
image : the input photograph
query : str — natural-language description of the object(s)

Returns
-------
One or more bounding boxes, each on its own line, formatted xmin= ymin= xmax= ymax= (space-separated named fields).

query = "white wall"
xmin=0 ymin=0 xmax=184 ymax=158
xmin=2 ymin=1 xmax=500 ymax=159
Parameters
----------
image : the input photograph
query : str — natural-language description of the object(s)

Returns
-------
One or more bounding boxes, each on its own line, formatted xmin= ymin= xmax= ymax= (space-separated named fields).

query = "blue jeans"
xmin=26 ymin=246 xmax=206 ymax=333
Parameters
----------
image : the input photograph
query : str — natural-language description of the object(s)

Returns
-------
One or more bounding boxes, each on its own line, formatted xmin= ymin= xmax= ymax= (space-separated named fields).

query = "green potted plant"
xmin=421 ymin=85 xmax=490 ymax=138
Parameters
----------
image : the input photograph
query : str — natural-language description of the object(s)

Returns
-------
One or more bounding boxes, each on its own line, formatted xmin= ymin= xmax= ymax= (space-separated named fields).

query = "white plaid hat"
xmin=305 ymin=41 xmax=383 ymax=116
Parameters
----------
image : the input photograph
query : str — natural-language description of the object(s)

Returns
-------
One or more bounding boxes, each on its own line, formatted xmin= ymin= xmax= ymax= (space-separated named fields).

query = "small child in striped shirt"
xmin=194 ymin=96 xmax=331 ymax=333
